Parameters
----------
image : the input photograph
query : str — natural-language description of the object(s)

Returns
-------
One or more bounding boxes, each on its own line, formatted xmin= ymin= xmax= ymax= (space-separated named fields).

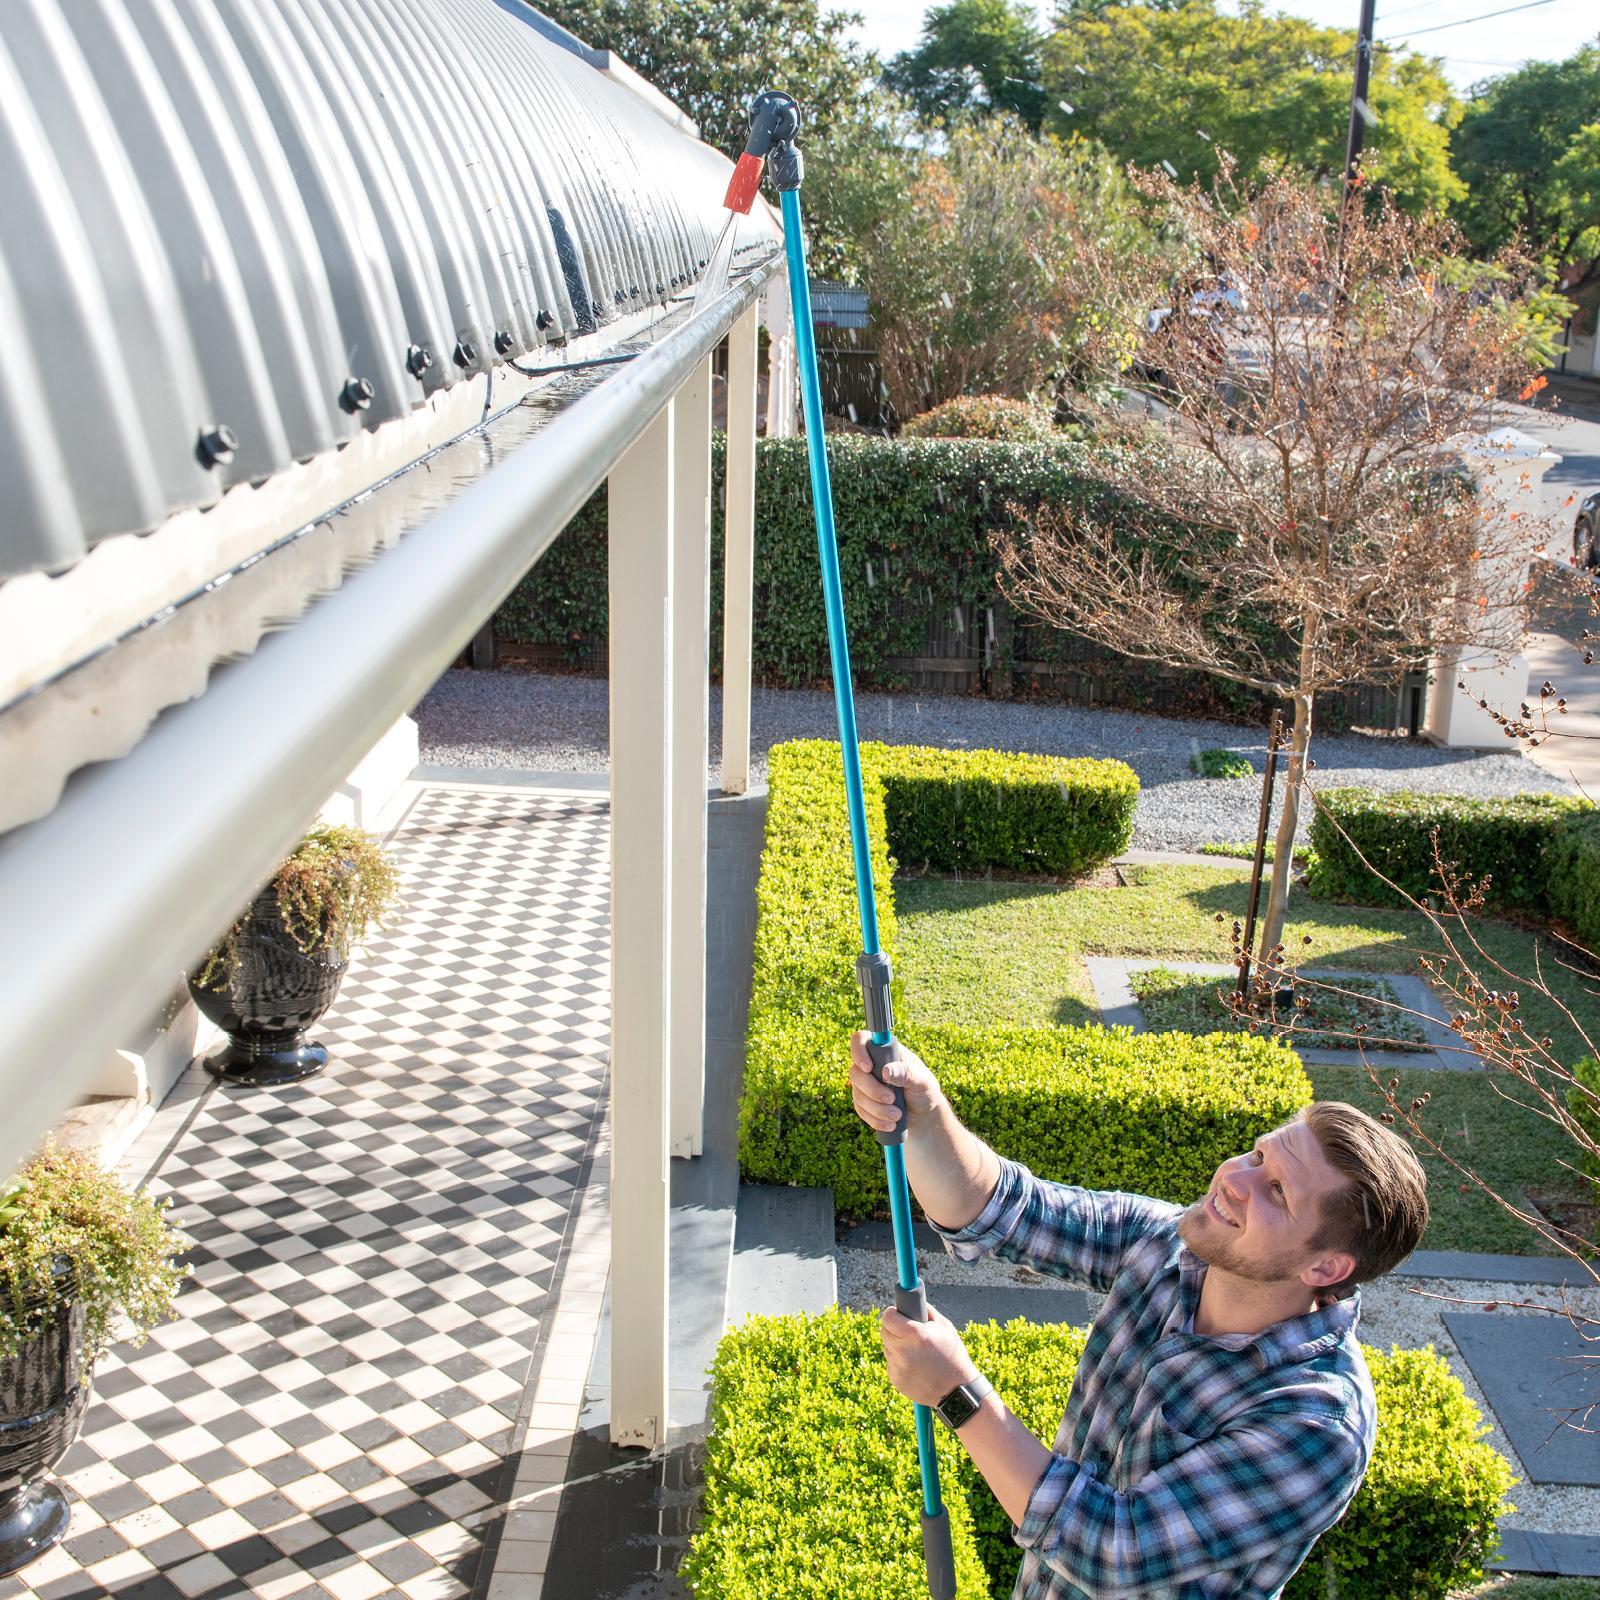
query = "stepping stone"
xmin=1443 ymin=1312 xmax=1600 ymax=1485
xmin=1492 ymin=1528 xmax=1600 ymax=1578
xmin=930 ymin=1283 xmax=1093 ymax=1328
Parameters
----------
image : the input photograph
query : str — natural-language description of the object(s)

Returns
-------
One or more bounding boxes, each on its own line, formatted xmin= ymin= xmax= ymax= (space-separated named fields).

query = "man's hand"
xmin=849 ymin=1031 xmax=942 ymax=1138
xmin=880 ymin=1302 xmax=980 ymax=1407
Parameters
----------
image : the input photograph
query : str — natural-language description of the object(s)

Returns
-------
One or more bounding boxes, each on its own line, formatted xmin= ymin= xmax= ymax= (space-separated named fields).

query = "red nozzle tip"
xmin=723 ymin=152 xmax=764 ymax=215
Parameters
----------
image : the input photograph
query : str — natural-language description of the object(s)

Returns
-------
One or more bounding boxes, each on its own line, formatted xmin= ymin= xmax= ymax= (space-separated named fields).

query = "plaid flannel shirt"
xmin=932 ymin=1156 xmax=1377 ymax=1600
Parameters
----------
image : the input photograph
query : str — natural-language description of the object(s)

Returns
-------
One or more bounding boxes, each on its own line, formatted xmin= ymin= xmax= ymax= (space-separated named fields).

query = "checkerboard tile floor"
xmin=1 ymin=783 xmax=610 ymax=1600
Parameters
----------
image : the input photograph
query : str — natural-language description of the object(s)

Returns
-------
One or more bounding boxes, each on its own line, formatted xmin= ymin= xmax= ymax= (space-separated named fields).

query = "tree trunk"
xmin=1257 ymin=690 xmax=1312 ymax=974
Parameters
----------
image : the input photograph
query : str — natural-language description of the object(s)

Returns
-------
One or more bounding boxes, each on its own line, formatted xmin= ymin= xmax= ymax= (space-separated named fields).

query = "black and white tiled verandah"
xmin=2 ymin=776 xmax=615 ymax=1600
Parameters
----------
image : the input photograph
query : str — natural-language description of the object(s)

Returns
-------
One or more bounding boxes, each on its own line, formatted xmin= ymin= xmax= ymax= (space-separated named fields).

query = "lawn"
xmin=893 ymin=863 xmax=1599 ymax=1256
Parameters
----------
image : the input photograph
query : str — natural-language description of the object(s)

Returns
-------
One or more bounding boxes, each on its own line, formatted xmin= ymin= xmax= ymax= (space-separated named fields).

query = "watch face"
xmin=938 ymin=1386 xmax=980 ymax=1429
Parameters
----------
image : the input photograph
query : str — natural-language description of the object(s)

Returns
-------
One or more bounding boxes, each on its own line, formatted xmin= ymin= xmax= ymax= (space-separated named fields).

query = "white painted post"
xmin=1424 ymin=427 xmax=1561 ymax=747
xmin=671 ymin=359 xmax=712 ymax=1159
xmin=607 ymin=403 xmax=674 ymax=1449
xmin=764 ymin=274 xmax=798 ymax=439
xmin=722 ymin=304 xmax=759 ymax=797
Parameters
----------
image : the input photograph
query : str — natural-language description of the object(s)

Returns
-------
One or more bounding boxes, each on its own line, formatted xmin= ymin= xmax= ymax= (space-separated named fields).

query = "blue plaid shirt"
xmin=933 ymin=1157 xmax=1377 ymax=1600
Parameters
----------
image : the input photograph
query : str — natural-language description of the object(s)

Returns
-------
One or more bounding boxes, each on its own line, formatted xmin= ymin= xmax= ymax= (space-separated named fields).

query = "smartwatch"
xmin=935 ymin=1373 xmax=995 ymax=1431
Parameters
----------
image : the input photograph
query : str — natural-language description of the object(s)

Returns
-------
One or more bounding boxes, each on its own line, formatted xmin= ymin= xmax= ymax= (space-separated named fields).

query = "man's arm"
xmin=849 ymin=1031 xmax=999 ymax=1232
xmin=851 ymin=1033 xmax=1177 ymax=1287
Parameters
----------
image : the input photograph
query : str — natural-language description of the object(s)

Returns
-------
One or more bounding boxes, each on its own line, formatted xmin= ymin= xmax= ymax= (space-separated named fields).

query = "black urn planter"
xmin=0 ymin=1268 xmax=91 ymax=1577
xmin=188 ymin=885 xmax=347 ymax=1087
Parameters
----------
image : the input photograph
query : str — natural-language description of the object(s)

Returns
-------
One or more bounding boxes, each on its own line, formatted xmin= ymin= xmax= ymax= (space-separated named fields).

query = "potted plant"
xmin=188 ymin=824 xmax=399 ymax=1087
xmin=0 ymin=1145 xmax=187 ymax=1575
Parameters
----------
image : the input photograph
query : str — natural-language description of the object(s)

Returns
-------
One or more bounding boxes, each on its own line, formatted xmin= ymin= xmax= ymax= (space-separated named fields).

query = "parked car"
xmin=1575 ymin=491 xmax=1600 ymax=568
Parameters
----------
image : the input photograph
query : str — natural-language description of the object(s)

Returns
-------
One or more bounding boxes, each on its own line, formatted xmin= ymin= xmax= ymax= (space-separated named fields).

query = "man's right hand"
xmin=849 ymin=1031 xmax=941 ymax=1138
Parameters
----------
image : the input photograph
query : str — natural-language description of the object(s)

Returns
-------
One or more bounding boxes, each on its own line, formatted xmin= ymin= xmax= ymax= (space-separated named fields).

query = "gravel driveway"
xmin=415 ymin=668 xmax=1574 ymax=853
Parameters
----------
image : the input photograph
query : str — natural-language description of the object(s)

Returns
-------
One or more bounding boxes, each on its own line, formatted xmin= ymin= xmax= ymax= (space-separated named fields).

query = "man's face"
xmin=1178 ymin=1116 xmax=1354 ymax=1291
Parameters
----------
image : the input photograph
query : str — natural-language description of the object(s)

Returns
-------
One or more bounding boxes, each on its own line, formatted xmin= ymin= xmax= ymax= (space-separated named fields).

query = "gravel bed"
xmin=416 ymin=669 xmax=1574 ymax=853
xmin=836 ymin=1243 xmax=1600 ymax=1534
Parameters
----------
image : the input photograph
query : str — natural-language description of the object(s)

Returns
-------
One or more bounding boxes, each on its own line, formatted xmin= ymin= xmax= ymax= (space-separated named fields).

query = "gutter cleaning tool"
xmin=715 ymin=90 xmax=958 ymax=1600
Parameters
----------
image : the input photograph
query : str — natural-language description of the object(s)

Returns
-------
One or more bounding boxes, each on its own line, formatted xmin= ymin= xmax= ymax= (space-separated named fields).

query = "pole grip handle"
xmin=865 ymin=1037 xmax=907 ymax=1147
xmin=895 ymin=1283 xmax=928 ymax=1322
xmin=922 ymin=1506 xmax=957 ymax=1600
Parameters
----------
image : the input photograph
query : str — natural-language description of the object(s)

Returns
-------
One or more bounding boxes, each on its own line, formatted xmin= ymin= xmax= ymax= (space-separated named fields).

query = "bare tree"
xmin=995 ymin=167 xmax=1569 ymax=965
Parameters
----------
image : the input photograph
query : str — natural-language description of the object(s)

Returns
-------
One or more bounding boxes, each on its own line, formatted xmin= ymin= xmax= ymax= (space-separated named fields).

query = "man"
xmin=849 ymin=1032 xmax=1429 ymax=1600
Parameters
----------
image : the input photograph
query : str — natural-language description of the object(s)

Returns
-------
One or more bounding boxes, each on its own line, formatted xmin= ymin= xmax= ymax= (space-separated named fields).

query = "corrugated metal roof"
xmin=0 ymin=0 xmax=761 ymax=581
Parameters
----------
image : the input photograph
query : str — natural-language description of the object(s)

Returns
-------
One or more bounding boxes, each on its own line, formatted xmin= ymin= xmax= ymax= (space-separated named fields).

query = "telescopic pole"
xmin=718 ymin=91 xmax=957 ymax=1600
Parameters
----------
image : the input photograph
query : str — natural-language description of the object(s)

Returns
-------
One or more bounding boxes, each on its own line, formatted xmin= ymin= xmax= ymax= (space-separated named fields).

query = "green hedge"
xmin=1544 ymin=810 xmax=1600 ymax=955
xmin=740 ymin=740 xmax=1309 ymax=1216
xmin=899 ymin=395 xmax=1058 ymax=443
xmin=1305 ymin=788 xmax=1591 ymax=918
xmin=1569 ymin=1057 xmax=1600 ymax=1182
xmin=683 ymin=1311 xmax=1516 ymax=1600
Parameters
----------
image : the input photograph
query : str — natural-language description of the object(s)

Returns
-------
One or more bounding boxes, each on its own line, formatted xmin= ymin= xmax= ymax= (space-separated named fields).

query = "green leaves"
xmin=0 ymin=1145 xmax=188 ymax=1361
xmin=1306 ymin=788 xmax=1592 ymax=918
xmin=690 ymin=1311 xmax=1515 ymax=1600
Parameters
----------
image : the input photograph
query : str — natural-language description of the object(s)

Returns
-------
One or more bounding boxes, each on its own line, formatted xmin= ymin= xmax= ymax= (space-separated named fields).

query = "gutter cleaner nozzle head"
xmin=722 ymin=90 xmax=801 ymax=214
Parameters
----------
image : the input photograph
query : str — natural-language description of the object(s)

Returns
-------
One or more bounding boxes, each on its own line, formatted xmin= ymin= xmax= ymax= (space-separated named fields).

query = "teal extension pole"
xmin=718 ymin=92 xmax=957 ymax=1600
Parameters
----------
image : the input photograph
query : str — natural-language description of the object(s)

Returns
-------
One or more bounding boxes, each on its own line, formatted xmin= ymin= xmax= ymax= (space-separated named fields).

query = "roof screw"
xmin=340 ymin=376 xmax=374 ymax=413
xmin=406 ymin=343 xmax=433 ymax=378
xmin=614 ymin=289 xmax=625 ymax=304
xmin=494 ymin=329 xmax=514 ymax=356
xmin=535 ymin=309 xmax=553 ymax=331
xmin=454 ymin=340 xmax=477 ymax=368
xmin=197 ymin=424 xmax=238 ymax=469
xmin=655 ymin=283 xmax=663 ymax=295
xmin=698 ymin=257 xmax=706 ymax=269
xmin=629 ymin=285 xmax=638 ymax=298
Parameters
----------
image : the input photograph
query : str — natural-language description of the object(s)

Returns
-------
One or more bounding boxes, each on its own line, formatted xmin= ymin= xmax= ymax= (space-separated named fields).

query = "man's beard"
xmin=1178 ymin=1198 xmax=1306 ymax=1285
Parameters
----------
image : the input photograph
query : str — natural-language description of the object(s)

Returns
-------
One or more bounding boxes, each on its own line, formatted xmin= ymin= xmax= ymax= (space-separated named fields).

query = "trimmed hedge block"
xmin=1544 ymin=809 xmax=1600 ymax=956
xmin=1306 ymin=787 xmax=1590 ymax=916
xmin=880 ymin=746 xmax=1139 ymax=876
xmin=741 ymin=740 xmax=1307 ymax=1216
xmin=741 ymin=1014 xmax=1312 ymax=1217
xmin=684 ymin=1312 xmax=1515 ymax=1600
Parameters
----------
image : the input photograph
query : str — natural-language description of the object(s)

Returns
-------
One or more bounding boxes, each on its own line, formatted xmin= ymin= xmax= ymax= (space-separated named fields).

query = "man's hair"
xmin=1301 ymin=1101 xmax=1429 ymax=1297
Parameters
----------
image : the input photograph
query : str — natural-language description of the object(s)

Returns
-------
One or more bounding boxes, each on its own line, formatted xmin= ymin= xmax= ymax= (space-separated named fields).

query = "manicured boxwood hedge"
xmin=740 ymin=740 xmax=1310 ymax=1216
xmin=1305 ymin=787 xmax=1591 ymax=918
xmin=683 ymin=1311 xmax=1516 ymax=1600
xmin=1545 ymin=809 xmax=1600 ymax=956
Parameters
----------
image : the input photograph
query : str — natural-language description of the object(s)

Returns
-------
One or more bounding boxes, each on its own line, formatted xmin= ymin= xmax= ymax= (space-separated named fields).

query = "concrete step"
xmin=725 ymin=1182 xmax=837 ymax=1324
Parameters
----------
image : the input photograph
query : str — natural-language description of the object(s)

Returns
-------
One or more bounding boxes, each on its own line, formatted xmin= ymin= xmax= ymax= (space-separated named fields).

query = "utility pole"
xmin=1342 ymin=0 xmax=1378 ymax=207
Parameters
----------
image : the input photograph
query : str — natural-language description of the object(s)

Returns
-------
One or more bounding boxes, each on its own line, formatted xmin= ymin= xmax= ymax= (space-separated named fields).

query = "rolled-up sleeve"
xmin=1015 ymin=1411 xmax=1369 ymax=1595
xmin=929 ymin=1158 xmax=1181 ymax=1292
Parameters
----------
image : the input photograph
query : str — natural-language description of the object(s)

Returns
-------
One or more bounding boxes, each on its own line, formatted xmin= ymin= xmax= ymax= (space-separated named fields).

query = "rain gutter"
xmin=0 ymin=250 xmax=780 ymax=1177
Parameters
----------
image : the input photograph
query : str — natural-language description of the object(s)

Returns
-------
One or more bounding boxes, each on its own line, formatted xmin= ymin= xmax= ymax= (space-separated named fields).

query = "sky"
xmin=824 ymin=0 xmax=1599 ymax=92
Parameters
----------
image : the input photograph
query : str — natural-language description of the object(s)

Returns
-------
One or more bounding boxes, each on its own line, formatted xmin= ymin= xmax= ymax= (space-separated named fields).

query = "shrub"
xmin=1568 ymin=1057 xmax=1600 ymax=1183
xmin=0 ymin=1145 xmax=188 ymax=1360
xmin=1544 ymin=810 xmax=1600 ymax=955
xmin=1191 ymin=747 xmax=1255 ymax=779
xmin=900 ymin=396 xmax=1056 ymax=443
xmin=739 ymin=740 xmax=1309 ymax=1215
xmin=1305 ymin=788 xmax=1590 ymax=917
xmin=686 ymin=1312 xmax=1516 ymax=1600
xmin=879 ymin=745 xmax=1139 ymax=876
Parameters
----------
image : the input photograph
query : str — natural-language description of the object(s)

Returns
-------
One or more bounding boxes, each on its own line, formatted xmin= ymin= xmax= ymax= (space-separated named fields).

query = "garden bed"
xmin=1129 ymin=965 xmax=1430 ymax=1053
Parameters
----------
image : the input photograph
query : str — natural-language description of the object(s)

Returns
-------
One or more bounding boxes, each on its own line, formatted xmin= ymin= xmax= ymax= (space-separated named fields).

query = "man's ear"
xmin=1301 ymin=1251 xmax=1356 ymax=1292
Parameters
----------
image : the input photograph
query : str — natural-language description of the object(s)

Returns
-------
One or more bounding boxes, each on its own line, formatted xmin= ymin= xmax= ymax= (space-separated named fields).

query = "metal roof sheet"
xmin=0 ymin=0 xmax=764 ymax=581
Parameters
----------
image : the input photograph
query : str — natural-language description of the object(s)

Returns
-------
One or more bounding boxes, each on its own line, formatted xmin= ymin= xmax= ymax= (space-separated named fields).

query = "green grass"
xmin=893 ymin=864 xmax=1600 ymax=1256
xmin=1459 ymin=1582 xmax=1600 ymax=1600
xmin=1196 ymin=839 xmax=1310 ymax=865
xmin=1129 ymin=966 xmax=1429 ymax=1053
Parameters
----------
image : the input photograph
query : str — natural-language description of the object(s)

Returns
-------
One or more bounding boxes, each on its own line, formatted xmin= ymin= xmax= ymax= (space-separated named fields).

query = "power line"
xmin=1380 ymin=0 xmax=1560 ymax=41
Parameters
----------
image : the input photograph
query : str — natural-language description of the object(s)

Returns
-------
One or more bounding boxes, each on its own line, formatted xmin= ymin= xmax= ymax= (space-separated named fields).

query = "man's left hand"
xmin=880 ymin=1302 xmax=980 ymax=1406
